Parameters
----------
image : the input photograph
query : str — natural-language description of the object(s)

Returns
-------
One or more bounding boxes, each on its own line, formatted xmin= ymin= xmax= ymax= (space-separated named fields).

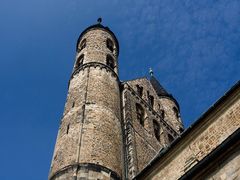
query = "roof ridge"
xmin=150 ymin=75 xmax=169 ymax=96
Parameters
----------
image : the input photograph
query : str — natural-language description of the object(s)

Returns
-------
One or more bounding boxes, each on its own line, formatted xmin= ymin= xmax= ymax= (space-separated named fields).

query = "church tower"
xmin=49 ymin=21 xmax=123 ymax=180
xmin=150 ymin=74 xmax=184 ymax=134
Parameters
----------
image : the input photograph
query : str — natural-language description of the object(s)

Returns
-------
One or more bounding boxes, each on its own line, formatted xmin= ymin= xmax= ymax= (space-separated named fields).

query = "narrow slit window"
xmin=149 ymin=95 xmax=154 ymax=107
xmin=136 ymin=103 xmax=145 ymax=126
xmin=136 ymin=85 xmax=143 ymax=97
xmin=168 ymin=134 xmax=174 ymax=143
xmin=66 ymin=124 xmax=70 ymax=134
xmin=160 ymin=110 xmax=165 ymax=119
xmin=147 ymin=91 xmax=154 ymax=107
xmin=153 ymin=120 xmax=160 ymax=141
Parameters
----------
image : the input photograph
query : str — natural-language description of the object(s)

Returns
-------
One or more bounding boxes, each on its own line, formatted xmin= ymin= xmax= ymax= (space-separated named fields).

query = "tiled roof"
xmin=150 ymin=75 xmax=180 ymax=109
xmin=150 ymin=76 xmax=170 ymax=96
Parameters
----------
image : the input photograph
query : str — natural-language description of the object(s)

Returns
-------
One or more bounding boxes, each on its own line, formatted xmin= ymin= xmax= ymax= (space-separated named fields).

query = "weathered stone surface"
xmin=121 ymin=77 xmax=183 ymax=178
xmin=49 ymin=27 xmax=122 ymax=180
xmin=206 ymin=149 xmax=240 ymax=180
xmin=138 ymin=87 xmax=240 ymax=180
xmin=49 ymin=23 xmax=240 ymax=180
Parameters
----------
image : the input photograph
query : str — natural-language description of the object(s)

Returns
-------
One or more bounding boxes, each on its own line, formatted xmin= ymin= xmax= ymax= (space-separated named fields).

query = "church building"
xmin=49 ymin=21 xmax=240 ymax=180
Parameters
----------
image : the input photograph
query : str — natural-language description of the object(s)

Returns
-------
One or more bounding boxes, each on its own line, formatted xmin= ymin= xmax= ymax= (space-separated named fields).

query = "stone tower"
xmin=150 ymin=74 xmax=183 ymax=134
xmin=49 ymin=23 xmax=123 ymax=179
xmin=49 ymin=21 xmax=185 ymax=180
xmin=49 ymin=21 xmax=240 ymax=180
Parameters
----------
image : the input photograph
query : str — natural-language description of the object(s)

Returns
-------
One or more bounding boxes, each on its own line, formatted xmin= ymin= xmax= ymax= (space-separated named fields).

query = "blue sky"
xmin=0 ymin=0 xmax=239 ymax=179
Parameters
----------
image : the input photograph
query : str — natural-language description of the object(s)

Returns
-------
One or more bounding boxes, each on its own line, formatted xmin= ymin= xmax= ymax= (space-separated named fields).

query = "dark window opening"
xmin=106 ymin=38 xmax=114 ymax=52
xmin=149 ymin=95 xmax=154 ymax=107
xmin=153 ymin=120 xmax=160 ymax=141
xmin=136 ymin=103 xmax=145 ymax=126
xmin=136 ymin=85 xmax=143 ymax=97
xmin=158 ymin=104 xmax=161 ymax=111
xmin=147 ymin=91 xmax=154 ymax=107
xmin=160 ymin=110 xmax=165 ymax=119
xmin=173 ymin=107 xmax=179 ymax=119
xmin=66 ymin=124 xmax=70 ymax=134
xmin=168 ymin=134 xmax=174 ymax=143
xmin=72 ymin=102 xmax=75 ymax=108
xmin=79 ymin=39 xmax=86 ymax=51
xmin=106 ymin=55 xmax=115 ymax=69
xmin=179 ymin=127 xmax=184 ymax=133
xmin=54 ymin=154 xmax=57 ymax=160
xmin=76 ymin=54 xmax=84 ymax=69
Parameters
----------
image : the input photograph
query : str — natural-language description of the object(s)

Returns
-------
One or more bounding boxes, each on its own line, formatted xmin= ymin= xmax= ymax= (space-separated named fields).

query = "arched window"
xmin=106 ymin=55 xmax=115 ymax=69
xmin=106 ymin=38 xmax=114 ymax=52
xmin=168 ymin=134 xmax=174 ymax=143
xmin=76 ymin=54 xmax=84 ymax=69
xmin=173 ymin=107 xmax=179 ymax=119
xmin=79 ymin=39 xmax=86 ymax=51
xmin=149 ymin=95 xmax=154 ymax=107
xmin=136 ymin=85 xmax=143 ymax=97
xmin=147 ymin=91 xmax=154 ymax=107
xmin=153 ymin=120 xmax=160 ymax=141
xmin=136 ymin=103 xmax=144 ymax=126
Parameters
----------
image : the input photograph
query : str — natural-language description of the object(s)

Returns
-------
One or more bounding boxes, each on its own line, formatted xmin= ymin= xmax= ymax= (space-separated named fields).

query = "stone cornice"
xmin=70 ymin=62 xmax=120 ymax=82
xmin=49 ymin=163 xmax=121 ymax=180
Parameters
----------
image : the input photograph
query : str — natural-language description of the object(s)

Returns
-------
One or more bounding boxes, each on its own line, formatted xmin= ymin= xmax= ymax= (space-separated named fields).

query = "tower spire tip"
xmin=97 ymin=17 xmax=102 ymax=24
xmin=149 ymin=68 xmax=154 ymax=76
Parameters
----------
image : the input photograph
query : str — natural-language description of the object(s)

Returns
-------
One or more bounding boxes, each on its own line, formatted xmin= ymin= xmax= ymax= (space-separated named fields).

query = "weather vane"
xmin=149 ymin=68 xmax=154 ymax=76
xmin=97 ymin=17 xmax=102 ymax=24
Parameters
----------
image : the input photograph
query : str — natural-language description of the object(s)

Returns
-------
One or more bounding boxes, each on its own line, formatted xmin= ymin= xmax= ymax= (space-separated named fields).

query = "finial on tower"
xmin=149 ymin=68 xmax=154 ymax=76
xmin=97 ymin=17 xmax=102 ymax=24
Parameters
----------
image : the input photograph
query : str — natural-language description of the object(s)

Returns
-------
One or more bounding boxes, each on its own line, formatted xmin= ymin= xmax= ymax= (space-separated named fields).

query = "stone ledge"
xmin=49 ymin=163 xmax=121 ymax=180
xmin=70 ymin=62 xmax=119 ymax=82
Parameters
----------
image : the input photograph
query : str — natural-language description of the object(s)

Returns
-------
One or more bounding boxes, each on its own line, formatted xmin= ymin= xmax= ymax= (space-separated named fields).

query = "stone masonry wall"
xmin=126 ymin=78 xmax=181 ymax=139
xmin=76 ymin=29 xmax=118 ymax=74
xmin=122 ymin=77 xmax=183 ymax=179
xmin=206 ymin=147 xmax=240 ymax=180
xmin=159 ymin=98 xmax=183 ymax=133
xmin=52 ymin=164 xmax=121 ymax=180
xmin=122 ymin=87 xmax=161 ymax=179
xmin=78 ymin=67 xmax=122 ymax=175
xmin=146 ymin=93 xmax=240 ymax=180
xmin=49 ymin=27 xmax=122 ymax=180
xmin=49 ymin=69 xmax=88 ymax=177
